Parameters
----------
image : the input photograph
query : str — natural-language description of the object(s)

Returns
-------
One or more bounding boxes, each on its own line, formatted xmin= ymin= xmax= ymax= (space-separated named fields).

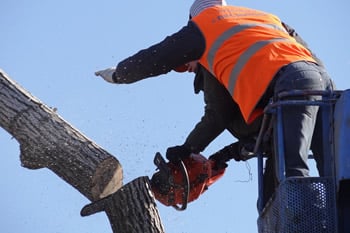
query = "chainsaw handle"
xmin=172 ymin=159 xmax=190 ymax=211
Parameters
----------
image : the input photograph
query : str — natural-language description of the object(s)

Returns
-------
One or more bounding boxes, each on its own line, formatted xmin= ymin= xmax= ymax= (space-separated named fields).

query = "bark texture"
xmin=0 ymin=69 xmax=122 ymax=200
xmin=81 ymin=177 xmax=165 ymax=233
xmin=0 ymin=69 xmax=165 ymax=233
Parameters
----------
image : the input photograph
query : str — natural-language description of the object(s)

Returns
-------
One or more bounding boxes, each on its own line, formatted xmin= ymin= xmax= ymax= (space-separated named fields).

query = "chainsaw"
xmin=150 ymin=152 xmax=225 ymax=211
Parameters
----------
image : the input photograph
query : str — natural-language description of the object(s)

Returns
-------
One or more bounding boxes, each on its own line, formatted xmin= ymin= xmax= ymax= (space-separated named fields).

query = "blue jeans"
xmin=273 ymin=61 xmax=334 ymax=177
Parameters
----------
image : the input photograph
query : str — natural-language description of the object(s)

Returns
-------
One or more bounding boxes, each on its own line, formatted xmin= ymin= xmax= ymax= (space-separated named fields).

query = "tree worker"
xmin=96 ymin=0 xmax=334 ymax=183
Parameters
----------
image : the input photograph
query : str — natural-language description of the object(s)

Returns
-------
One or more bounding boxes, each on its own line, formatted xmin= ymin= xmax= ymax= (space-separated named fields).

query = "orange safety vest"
xmin=191 ymin=6 xmax=316 ymax=123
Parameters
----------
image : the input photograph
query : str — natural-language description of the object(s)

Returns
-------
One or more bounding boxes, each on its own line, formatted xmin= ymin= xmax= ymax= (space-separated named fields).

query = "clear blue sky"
xmin=1 ymin=1 xmax=349 ymax=232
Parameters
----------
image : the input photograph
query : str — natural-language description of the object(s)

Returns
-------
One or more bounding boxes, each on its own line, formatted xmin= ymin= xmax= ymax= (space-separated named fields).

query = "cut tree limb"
xmin=0 ymin=69 xmax=165 ymax=233
xmin=0 ymin=69 xmax=122 ymax=200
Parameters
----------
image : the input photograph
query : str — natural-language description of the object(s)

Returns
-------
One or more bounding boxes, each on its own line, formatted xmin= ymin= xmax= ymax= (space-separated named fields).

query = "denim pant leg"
xmin=310 ymin=68 xmax=334 ymax=176
xmin=274 ymin=61 xmax=330 ymax=177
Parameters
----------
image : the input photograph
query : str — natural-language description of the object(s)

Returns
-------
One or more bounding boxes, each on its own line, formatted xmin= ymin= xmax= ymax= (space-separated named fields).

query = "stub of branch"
xmin=81 ymin=176 xmax=165 ymax=233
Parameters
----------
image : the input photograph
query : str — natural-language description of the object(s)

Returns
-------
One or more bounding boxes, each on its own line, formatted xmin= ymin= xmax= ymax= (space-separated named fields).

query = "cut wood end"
xmin=99 ymin=168 xmax=123 ymax=199
xmin=91 ymin=157 xmax=123 ymax=200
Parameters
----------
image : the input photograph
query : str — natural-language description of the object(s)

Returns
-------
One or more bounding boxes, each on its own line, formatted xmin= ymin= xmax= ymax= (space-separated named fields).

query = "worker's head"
xmin=190 ymin=0 xmax=227 ymax=17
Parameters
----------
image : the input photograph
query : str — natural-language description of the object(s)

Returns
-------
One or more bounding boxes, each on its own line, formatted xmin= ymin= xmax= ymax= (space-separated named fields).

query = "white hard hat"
xmin=190 ymin=0 xmax=227 ymax=17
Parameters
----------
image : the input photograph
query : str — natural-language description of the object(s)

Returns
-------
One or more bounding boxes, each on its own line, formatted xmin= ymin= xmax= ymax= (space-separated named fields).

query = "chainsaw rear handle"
xmin=153 ymin=152 xmax=190 ymax=211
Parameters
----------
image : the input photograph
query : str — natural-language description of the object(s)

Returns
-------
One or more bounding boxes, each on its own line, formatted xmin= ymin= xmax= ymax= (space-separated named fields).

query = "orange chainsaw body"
xmin=151 ymin=153 xmax=225 ymax=210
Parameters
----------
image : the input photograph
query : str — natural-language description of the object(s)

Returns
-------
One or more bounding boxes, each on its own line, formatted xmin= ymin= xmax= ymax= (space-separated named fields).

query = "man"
xmin=96 ymin=0 xmax=333 ymax=179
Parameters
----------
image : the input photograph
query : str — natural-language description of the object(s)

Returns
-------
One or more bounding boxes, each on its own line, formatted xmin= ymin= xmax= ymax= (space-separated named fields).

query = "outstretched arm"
xmin=96 ymin=21 xmax=205 ymax=84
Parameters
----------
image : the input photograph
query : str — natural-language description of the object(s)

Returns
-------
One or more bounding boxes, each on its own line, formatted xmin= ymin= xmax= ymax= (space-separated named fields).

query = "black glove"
xmin=209 ymin=140 xmax=256 ymax=170
xmin=166 ymin=144 xmax=192 ymax=163
xmin=209 ymin=142 xmax=241 ymax=170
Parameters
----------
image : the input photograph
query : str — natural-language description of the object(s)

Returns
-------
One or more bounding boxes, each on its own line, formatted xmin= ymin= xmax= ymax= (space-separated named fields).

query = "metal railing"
xmin=255 ymin=90 xmax=342 ymax=233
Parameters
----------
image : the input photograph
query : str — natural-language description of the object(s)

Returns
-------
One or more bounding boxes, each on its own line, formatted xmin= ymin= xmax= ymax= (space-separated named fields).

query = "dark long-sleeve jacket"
xmin=184 ymin=65 xmax=262 ymax=153
xmin=114 ymin=20 xmax=324 ymax=153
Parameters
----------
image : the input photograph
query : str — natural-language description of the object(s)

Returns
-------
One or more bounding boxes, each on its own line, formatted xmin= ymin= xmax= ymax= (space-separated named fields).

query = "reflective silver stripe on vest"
xmin=207 ymin=23 xmax=286 ymax=73
xmin=207 ymin=24 xmax=289 ymax=95
xmin=227 ymin=37 xmax=288 ymax=95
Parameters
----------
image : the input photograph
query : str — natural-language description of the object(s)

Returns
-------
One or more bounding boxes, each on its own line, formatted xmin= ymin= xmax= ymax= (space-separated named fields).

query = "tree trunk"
xmin=0 ymin=69 xmax=165 ymax=233
xmin=81 ymin=177 xmax=165 ymax=233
